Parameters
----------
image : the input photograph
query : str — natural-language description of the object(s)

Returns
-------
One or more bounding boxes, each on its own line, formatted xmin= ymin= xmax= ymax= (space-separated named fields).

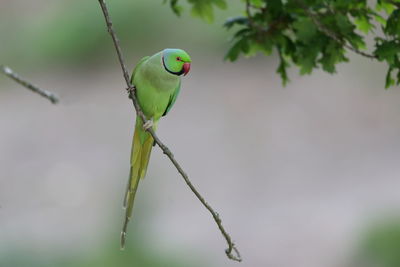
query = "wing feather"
xmin=130 ymin=56 xmax=150 ymax=84
xmin=163 ymin=80 xmax=181 ymax=116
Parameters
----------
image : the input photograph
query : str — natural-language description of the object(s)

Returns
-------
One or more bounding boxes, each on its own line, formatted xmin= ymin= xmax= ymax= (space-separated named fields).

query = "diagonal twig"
xmin=0 ymin=65 xmax=59 ymax=104
xmin=296 ymin=1 xmax=376 ymax=59
xmin=98 ymin=0 xmax=242 ymax=262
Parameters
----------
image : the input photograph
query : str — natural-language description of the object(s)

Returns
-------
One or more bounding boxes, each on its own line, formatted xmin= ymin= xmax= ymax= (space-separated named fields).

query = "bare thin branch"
xmin=98 ymin=0 xmax=242 ymax=262
xmin=0 ymin=65 xmax=59 ymax=104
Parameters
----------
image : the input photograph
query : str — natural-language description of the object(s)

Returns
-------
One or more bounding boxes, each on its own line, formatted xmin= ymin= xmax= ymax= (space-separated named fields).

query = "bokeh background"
xmin=2 ymin=0 xmax=400 ymax=266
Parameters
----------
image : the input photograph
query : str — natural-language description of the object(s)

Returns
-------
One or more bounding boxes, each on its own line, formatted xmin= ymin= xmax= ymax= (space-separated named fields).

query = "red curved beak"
xmin=183 ymin=62 xmax=191 ymax=76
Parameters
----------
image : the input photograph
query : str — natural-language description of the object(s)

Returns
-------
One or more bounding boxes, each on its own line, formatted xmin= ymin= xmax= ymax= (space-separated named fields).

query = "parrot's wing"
xmin=130 ymin=56 xmax=150 ymax=84
xmin=163 ymin=80 xmax=181 ymax=116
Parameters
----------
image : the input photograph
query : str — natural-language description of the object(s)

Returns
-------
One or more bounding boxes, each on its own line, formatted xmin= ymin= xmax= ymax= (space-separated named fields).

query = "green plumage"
xmin=121 ymin=49 xmax=191 ymax=248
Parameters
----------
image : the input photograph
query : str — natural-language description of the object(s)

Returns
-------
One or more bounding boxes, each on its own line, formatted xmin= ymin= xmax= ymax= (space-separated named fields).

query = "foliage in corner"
xmin=166 ymin=0 xmax=400 ymax=88
xmin=165 ymin=0 xmax=227 ymax=23
xmin=355 ymin=218 xmax=400 ymax=267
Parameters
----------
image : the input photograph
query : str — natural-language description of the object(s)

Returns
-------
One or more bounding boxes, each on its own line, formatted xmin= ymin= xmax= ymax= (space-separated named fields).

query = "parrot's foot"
xmin=143 ymin=119 xmax=153 ymax=131
xmin=126 ymin=86 xmax=136 ymax=98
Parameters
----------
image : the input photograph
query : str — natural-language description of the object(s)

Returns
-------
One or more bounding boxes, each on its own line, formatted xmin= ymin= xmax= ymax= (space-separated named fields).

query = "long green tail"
xmin=121 ymin=117 xmax=153 ymax=249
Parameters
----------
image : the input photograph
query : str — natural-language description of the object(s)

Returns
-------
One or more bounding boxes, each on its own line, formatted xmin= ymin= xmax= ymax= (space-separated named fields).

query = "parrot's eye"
xmin=176 ymin=57 xmax=181 ymax=61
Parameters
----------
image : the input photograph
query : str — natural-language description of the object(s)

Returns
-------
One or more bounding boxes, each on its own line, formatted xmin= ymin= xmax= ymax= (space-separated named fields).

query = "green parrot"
xmin=121 ymin=48 xmax=192 ymax=248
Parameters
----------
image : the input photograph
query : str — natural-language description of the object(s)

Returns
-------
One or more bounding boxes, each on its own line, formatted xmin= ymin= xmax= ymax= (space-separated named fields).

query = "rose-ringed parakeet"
xmin=121 ymin=48 xmax=191 ymax=248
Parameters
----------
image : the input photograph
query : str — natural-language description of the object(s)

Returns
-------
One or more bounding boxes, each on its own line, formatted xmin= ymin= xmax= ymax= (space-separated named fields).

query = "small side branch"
xmin=297 ymin=2 xmax=376 ymax=59
xmin=0 ymin=65 xmax=59 ymax=104
xmin=98 ymin=0 xmax=241 ymax=262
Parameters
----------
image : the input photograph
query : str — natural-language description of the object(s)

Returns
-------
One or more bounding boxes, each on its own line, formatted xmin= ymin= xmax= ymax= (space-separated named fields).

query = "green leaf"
xmin=397 ymin=69 xmax=400 ymax=85
xmin=292 ymin=37 xmax=321 ymax=75
xmin=259 ymin=37 xmax=274 ymax=55
xmin=374 ymin=13 xmax=387 ymax=26
xmin=374 ymin=40 xmax=400 ymax=64
xmin=169 ymin=0 xmax=183 ymax=16
xmin=224 ymin=16 xmax=249 ymax=29
xmin=249 ymin=0 xmax=264 ymax=8
xmin=233 ymin=28 xmax=251 ymax=38
xmin=354 ymin=15 xmax=374 ymax=33
xmin=319 ymin=41 xmax=348 ymax=73
xmin=335 ymin=13 xmax=355 ymax=35
xmin=213 ymin=0 xmax=227 ymax=9
xmin=190 ymin=1 xmax=214 ymax=22
xmin=292 ymin=18 xmax=318 ymax=43
xmin=277 ymin=48 xmax=289 ymax=85
xmin=245 ymin=41 xmax=266 ymax=57
xmin=224 ymin=38 xmax=249 ymax=61
xmin=376 ymin=1 xmax=396 ymax=14
xmin=187 ymin=0 xmax=227 ymax=22
xmin=385 ymin=9 xmax=400 ymax=36
xmin=385 ymin=67 xmax=395 ymax=88
xmin=347 ymin=33 xmax=366 ymax=50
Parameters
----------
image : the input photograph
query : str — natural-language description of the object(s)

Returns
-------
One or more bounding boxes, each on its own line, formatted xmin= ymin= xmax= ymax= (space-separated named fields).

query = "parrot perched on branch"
xmin=121 ymin=48 xmax=191 ymax=248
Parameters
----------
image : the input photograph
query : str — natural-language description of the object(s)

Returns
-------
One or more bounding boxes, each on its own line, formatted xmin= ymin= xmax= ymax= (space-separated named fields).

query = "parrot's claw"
xmin=126 ymin=86 xmax=136 ymax=98
xmin=143 ymin=120 xmax=153 ymax=131
xmin=126 ymin=85 xmax=135 ymax=93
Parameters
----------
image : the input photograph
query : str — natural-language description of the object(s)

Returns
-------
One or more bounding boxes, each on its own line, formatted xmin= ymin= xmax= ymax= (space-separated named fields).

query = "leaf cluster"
xmin=167 ymin=0 xmax=400 ymax=88
xmin=165 ymin=0 xmax=227 ymax=23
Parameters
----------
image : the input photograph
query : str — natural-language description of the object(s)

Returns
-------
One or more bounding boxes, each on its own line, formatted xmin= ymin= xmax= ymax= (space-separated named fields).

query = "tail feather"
xmin=121 ymin=117 xmax=154 ymax=249
xmin=139 ymin=136 xmax=153 ymax=179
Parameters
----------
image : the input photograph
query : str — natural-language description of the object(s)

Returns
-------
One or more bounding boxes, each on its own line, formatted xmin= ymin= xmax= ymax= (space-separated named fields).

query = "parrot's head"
xmin=162 ymin=48 xmax=191 ymax=76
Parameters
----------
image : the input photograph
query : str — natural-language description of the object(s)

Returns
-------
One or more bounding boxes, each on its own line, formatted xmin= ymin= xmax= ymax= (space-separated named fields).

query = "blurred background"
xmin=1 ymin=0 xmax=400 ymax=266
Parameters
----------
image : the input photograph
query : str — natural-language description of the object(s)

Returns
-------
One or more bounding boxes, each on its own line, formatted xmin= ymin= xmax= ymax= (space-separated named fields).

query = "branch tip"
xmin=1 ymin=65 xmax=59 ymax=104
